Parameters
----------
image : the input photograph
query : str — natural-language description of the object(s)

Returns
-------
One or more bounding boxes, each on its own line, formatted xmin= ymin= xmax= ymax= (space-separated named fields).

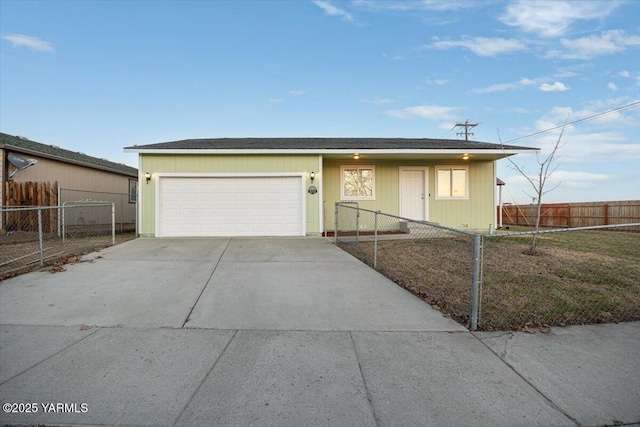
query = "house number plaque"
xmin=307 ymin=185 xmax=318 ymax=194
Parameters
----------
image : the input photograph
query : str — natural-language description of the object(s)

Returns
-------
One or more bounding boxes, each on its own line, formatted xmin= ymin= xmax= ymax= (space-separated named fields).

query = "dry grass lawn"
xmin=338 ymin=229 xmax=640 ymax=331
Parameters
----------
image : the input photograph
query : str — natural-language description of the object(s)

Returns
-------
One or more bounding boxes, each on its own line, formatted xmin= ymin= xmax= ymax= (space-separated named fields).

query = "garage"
xmin=158 ymin=175 xmax=305 ymax=237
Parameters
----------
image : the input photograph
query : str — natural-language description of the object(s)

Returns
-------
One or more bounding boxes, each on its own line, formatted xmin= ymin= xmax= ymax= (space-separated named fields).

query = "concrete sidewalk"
xmin=1 ymin=238 xmax=639 ymax=426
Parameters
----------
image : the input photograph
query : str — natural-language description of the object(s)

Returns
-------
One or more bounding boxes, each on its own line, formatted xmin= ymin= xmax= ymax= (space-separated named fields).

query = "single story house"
xmin=1 ymin=132 xmax=138 ymax=228
xmin=124 ymin=138 xmax=536 ymax=237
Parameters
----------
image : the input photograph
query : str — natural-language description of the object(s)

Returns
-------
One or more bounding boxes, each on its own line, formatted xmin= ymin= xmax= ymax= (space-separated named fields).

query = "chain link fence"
xmin=334 ymin=202 xmax=640 ymax=331
xmin=335 ymin=202 xmax=478 ymax=328
xmin=59 ymin=188 xmax=136 ymax=234
xmin=1 ymin=203 xmax=116 ymax=280
xmin=481 ymin=225 xmax=640 ymax=330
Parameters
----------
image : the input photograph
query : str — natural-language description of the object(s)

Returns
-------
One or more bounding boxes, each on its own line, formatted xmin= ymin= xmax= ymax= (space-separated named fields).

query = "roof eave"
xmin=124 ymin=148 xmax=538 ymax=155
xmin=6 ymin=144 xmax=137 ymax=177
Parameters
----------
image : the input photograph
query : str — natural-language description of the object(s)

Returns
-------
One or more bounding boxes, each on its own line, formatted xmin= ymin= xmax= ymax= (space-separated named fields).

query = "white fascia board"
xmin=155 ymin=172 xmax=305 ymax=178
xmin=124 ymin=148 xmax=536 ymax=155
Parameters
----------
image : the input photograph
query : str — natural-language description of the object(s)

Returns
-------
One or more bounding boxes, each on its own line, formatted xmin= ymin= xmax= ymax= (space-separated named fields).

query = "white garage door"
xmin=159 ymin=176 xmax=304 ymax=237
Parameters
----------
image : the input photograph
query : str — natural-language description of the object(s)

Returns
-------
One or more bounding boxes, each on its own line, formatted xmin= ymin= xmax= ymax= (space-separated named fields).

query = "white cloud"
xmin=268 ymin=98 xmax=283 ymax=103
xmin=386 ymin=105 xmax=459 ymax=120
xmin=473 ymin=77 xmax=538 ymax=94
xmin=422 ymin=78 xmax=450 ymax=87
xmin=540 ymin=101 xmax=638 ymax=128
xmin=473 ymin=82 xmax=520 ymax=94
xmin=507 ymin=170 xmax=609 ymax=190
xmin=363 ymin=97 xmax=394 ymax=105
xmin=552 ymin=127 xmax=640 ymax=161
xmin=289 ymin=90 xmax=306 ymax=96
xmin=580 ymin=96 xmax=633 ymax=110
xmin=313 ymin=1 xmax=354 ymax=22
xmin=608 ymin=82 xmax=618 ymax=91
xmin=553 ymin=30 xmax=640 ymax=59
xmin=507 ymin=102 xmax=640 ymax=172
xmin=352 ymin=0 xmax=470 ymax=12
xmin=619 ymin=70 xmax=630 ymax=78
xmin=539 ymin=82 xmax=569 ymax=92
xmin=427 ymin=36 xmax=526 ymax=57
xmin=2 ymin=34 xmax=55 ymax=52
xmin=500 ymin=1 xmax=621 ymax=38
xmin=529 ymin=126 xmax=640 ymax=164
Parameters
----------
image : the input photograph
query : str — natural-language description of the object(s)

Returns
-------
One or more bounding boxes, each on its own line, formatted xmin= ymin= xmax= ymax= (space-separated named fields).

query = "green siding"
xmin=323 ymin=159 xmax=496 ymax=231
xmin=140 ymin=154 xmax=496 ymax=236
xmin=140 ymin=154 xmax=321 ymax=236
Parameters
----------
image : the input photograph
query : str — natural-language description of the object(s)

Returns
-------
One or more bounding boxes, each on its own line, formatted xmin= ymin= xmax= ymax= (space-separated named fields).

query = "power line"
xmin=502 ymin=101 xmax=640 ymax=144
xmin=440 ymin=124 xmax=457 ymax=139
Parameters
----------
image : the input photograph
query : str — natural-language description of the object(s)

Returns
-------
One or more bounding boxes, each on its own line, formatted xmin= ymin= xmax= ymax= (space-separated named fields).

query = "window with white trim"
xmin=436 ymin=166 xmax=468 ymax=199
xmin=341 ymin=165 xmax=375 ymax=200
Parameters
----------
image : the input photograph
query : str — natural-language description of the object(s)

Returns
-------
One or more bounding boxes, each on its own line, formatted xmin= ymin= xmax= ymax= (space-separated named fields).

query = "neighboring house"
xmin=1 ymin=132 xmax=138 ymax=227
xmin=124 ymin=138 xmax=537 ymax=237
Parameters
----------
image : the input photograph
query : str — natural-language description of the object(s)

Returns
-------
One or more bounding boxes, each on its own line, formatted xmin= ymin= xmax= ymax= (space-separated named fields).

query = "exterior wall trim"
xmin=317 ymin=154 xmax=323 ymax=235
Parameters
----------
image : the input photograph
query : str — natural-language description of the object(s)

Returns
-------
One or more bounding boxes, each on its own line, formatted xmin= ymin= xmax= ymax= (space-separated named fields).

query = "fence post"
xmin=57 ymin=186 xmax=61 ymax=237
xmin=373 ymin=211 xmax=378 ymax=269
xmin=356 ymin=206 xmax=360 ymax=244
xmin=323 ymin=201 xmax=327 ymax=238
xmin=111 ymin=203 xmax=116 ymax=246
xmin=334 ymin=203 xmax=339 ymax=243
xmin=62 ymin=204 xmax=66 ymax=244
xmin=470 ymin=234 xmax=482 ymax=331
xmin=37 ymin=209 xmax=44 ymax=266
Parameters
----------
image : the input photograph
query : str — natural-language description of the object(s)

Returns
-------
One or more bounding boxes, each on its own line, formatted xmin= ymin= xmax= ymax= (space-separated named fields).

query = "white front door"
xmin=399 ymin=167 xmax=428 ymax=221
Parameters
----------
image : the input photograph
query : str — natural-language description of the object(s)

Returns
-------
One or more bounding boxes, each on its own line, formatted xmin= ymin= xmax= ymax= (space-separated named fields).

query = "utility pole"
xmin=454 ymin=120 xmax=478 ymax=141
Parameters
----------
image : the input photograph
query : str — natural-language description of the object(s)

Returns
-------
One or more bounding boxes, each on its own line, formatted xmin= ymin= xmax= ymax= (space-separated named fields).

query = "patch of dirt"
xmin=0 ymin=233 xmax=136 ymax=281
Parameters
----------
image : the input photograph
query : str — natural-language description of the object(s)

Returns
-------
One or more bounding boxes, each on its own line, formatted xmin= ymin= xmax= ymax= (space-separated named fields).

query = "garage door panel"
xmin=159 ymin=176 xmax=304 ymax=237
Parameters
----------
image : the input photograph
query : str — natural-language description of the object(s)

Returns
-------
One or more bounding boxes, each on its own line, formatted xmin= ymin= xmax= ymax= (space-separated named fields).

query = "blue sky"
xmin=1 ymin=0 xmax=639 ymax=204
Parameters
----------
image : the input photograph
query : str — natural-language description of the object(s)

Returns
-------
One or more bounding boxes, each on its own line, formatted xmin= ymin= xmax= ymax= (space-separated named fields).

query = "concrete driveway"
xmin=0 ymin=237 xmax=463 ymax=331
xmin=1 ymin=238 xmax=639 ymax=427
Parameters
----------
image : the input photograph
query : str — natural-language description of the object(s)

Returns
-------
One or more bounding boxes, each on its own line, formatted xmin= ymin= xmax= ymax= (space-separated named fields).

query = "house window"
xmin=341 ymin=165 xmax=375 ymax=200
xmin=436 ymin=166 xmax=468 ymax=199
xmin=129 ymin=179 xmax=138 ymax=203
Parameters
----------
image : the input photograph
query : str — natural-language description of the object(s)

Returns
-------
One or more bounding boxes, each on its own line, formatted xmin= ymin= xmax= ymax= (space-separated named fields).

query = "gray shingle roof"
xmin=1 ymin=132 xmax=137 ymax=177
xmin=125 ymin=137 xmax=535 ymax=151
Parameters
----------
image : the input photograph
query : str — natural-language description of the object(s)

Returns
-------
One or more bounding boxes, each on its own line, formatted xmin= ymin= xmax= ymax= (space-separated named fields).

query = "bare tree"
xmin=500 ymin=120 xmax=567 ymax=254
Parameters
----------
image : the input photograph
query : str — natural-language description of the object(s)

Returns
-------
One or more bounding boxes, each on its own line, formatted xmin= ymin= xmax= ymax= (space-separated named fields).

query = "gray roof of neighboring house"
xmin=1 ymin=132 xmax=137 ymax=177
xmin=124 ymin=137 xmax=536 ymax=151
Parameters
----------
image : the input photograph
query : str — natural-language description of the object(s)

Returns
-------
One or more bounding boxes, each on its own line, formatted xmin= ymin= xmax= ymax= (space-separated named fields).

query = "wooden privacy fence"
xmin=4 ymin=181 xmax=58 ymax=207
xmin=3 ymin=181 xmax=59 ymax=233
xmin=500 ymin=200 xmax=640 ymax=228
